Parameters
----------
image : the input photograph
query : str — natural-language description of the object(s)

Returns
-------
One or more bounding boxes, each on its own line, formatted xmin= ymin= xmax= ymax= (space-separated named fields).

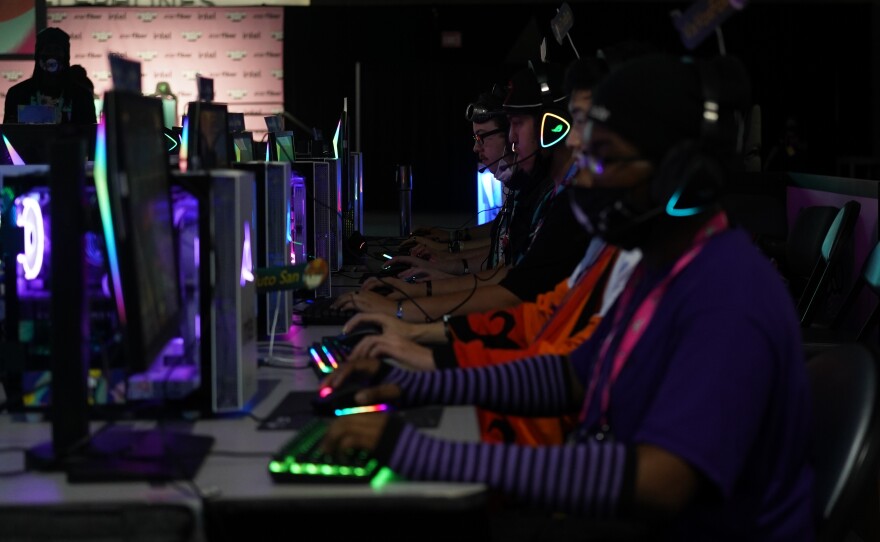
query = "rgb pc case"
xmin=172 ymin=169 xmax=258 ymax=414
xmin=233 ymin=161 xmax=293 ymax=338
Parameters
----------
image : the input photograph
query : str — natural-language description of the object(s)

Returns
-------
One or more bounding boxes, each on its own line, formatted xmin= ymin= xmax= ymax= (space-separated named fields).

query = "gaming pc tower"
xmin=0 ymin=166 xmax=121 ymax=412
xmin=172 ymin=169 xmax=258 ymax=414
xmin=233 ymin=161 xmax=293 ymax=338
xmin=290 ymin=160 xmax=333 ymax=298
xmin=346 ymin=151 xmax=365 ymax=241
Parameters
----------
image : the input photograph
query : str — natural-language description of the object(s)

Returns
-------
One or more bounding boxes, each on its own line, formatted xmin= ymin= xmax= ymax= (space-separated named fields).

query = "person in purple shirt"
xmin=319 ymin=53 xmax=814 ymax=541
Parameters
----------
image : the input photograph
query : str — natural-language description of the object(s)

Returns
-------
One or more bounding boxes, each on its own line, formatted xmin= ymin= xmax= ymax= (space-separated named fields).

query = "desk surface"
xmin=0 ymin=320 xmax=486 ymax=538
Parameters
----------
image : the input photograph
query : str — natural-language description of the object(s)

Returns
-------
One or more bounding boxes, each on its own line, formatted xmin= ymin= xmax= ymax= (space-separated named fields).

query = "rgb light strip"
xmin=93 ymin=118 xmax=126 ymax=323
xmin=309 ymin=347 xmax=333 ymax=374
xmin=2 ymin=135 xmax=25 ymax=165
xmin=334 ymin=404 xmax=389 ymax=417
xmin=240 ymin=221 xmax=254 ymax=286
xmin=15 ymin=195 xmax=44 ymax=280
xmin=179 ymin=116 xmax=190 ymax=173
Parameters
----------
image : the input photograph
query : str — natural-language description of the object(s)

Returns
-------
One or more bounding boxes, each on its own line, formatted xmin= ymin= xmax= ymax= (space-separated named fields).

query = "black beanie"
xmin=35 ymin=27 xmax=70 ymax=59
xmin=504 ymin=62 xmax=567 ymax=114
xmin=588 ymin=54 xmax=705 ymax=164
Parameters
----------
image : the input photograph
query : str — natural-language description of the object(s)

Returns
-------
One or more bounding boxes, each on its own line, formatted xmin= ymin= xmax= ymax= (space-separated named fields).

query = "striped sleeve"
xmin=374 ymin=418 xmax=634 ymax=518
xmin=384 ymin=354 xmax=577 ymax=416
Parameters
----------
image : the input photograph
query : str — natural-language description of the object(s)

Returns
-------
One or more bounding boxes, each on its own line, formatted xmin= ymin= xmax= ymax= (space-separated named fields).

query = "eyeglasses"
xmin=473 ymin=128 xmax=504 ymax=146
xmin=578 ymin=151 xmax=645 ymax=175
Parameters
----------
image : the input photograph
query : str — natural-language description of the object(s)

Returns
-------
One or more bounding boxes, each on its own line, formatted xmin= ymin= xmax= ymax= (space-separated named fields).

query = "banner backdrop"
xmin=0 ymin=59 xmax=38 ymax=117
xmin=47 ymin=1 xmax=308 ymax=6
xmin=5 ymin=6 xmax=285 ymax=137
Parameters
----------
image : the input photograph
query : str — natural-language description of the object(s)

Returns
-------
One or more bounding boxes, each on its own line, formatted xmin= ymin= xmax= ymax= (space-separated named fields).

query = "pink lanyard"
xmin=578 ymin=212 xmax=729 ymax=428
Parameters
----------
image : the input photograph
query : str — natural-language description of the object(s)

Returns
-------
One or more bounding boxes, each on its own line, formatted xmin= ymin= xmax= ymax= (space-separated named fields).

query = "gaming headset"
xmin=465 ymin=83 xmax=509 ymax=125
xmin=530 ymin=61 xmax=571 ymax=148
xmin=648 ymin=57 xmax=731 ymax=218
xmin=574 ymin=55 xmax=748 ymax=250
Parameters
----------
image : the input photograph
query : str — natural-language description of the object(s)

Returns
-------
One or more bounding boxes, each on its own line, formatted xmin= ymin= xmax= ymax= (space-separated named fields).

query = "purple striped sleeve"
xmin=383 ymin=354 xmax=576 ymax=416
xmin=374 ymin=418 xmax=634 ymax=518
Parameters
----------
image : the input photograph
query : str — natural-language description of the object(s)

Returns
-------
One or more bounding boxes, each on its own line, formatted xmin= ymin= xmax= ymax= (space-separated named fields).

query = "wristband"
xmin=396 ymin=300 xmax=404 ymax=319
xmin=426 ymin=281 xmax=433 ymax=297
xmin=461 ymin=258 xmax=469 ymax=274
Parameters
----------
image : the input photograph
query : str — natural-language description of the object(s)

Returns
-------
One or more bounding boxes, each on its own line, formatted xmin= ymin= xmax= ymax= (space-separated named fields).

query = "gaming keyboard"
xmin=268 ymin=418 xmax=393 ymax=484
xmin=294 ymin=297 xmax=356 ymax=326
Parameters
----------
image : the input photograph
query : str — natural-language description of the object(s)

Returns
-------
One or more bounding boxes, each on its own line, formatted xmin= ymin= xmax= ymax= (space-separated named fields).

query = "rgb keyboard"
xmin=268 ymin=418 xmax=394 ymax=484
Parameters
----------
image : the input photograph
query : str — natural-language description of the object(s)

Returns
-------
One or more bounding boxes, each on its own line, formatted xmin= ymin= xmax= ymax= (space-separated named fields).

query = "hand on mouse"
xmin=343 ymin=313 xmax=417 ymax=339
xmin=402 ymin=267 xmax=454 ymax=282
xmin=350 ymin=334 xmax=436 ymax=372
xmin=360 ymin=276 xmax=411 ymax=299
xmin=331 ymin=290 xmax=397 ymax=315
xmin=321 ymin=357 xmax=401 ymax=405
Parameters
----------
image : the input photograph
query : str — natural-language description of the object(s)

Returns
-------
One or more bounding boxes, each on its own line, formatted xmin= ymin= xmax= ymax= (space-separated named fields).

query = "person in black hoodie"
xmin=4 ymin=27 xmax=97 ymax=125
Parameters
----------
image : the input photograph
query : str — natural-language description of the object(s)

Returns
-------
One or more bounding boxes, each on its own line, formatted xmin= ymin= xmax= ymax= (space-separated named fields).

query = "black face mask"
xmin=567 ymin=185 xmax=663 ymax=250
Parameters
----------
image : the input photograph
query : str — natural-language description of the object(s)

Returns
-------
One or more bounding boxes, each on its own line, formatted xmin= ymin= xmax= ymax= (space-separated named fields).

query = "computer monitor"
xmin=25 ymin=90 xmax=213 ymax=481
xmin=267 ymin=130 xmax=295 ymax=162
xmin=183 ymin=101 xmax=230 ymax=171
xmin=233 ymin=131 xmax=254 ymax=162
xmin=101 ymin=91 xmax=182 ymax=374
xmin=0 ymin=123 xmax=97 ymax=165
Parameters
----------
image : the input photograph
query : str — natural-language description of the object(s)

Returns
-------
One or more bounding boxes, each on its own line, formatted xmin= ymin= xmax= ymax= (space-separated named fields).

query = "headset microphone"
xmin=478 ymin=151 xmax=515 ymax=174
xmin=498 ymin=149 xmax=539 ymax=171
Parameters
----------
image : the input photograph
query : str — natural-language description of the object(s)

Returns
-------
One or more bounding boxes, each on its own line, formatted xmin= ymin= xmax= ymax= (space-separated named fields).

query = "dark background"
xmin=283 ymin=1 xmax=878 ymax=216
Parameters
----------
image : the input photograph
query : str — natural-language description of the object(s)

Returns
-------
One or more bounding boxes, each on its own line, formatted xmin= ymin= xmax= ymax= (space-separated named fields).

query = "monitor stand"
xmin=26 ymin=428 xmax=214 ymax=482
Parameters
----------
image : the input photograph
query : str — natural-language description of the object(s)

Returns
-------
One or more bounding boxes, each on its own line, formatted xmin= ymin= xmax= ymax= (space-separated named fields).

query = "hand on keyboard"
xmin=320 ymin=412 xmax=390 ymax=457
xmin=331 ymin=290 xmax=397 ymax=316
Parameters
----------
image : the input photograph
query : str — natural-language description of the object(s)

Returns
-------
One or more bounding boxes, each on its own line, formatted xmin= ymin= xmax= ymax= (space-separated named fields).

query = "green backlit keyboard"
xmin=269 ymin=418 xmax=393 ymax=484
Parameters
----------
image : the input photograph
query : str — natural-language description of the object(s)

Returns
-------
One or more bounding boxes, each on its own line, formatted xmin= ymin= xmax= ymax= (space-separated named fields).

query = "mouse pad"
xmin=258 ymin=391 xmax=444 ymax=430
xmin=258 ymin=391 xmax=316 ymax=431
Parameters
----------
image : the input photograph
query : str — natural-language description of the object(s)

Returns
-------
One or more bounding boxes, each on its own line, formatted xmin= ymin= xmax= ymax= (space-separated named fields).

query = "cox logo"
xmin=48 ymin=13 xmax=67 ymax=23
xmin=137 ymin=12 xmax=158 ymax=23
xmin=227 ymin=51 xmax=247 ymax=61
xmin=92 ymin=32 xmax=112 ymax=42
xmin=92 ymin=71 xmax=111 ymax=82
xmin=226 ymin=12 xmax=247 ymax=22
xmin=1 ymin=71 xmax=24 ymax=82
xmin=181 ymin=32 xmax=202 ymax=42
xmin=228 ymin=90 xmax=248 ymax=100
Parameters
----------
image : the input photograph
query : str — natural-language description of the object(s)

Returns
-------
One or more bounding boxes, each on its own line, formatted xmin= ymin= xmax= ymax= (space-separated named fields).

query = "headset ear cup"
xmin=540 ymin=109 xmax=571 ymax=147
xmin=652 ymin=140 xmax=723 ymax=216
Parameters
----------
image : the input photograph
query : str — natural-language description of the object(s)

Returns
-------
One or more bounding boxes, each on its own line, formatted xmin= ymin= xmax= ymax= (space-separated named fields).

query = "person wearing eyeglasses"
xmin=340 ymin=62 xmax=592 ymax=322
xmin=335 ymin=58 xmax=634 ymax=449
xmin=319 ymin=53 xmax=813 ymax=540
xmin=402 ymin=87 xmax=515 ymax=271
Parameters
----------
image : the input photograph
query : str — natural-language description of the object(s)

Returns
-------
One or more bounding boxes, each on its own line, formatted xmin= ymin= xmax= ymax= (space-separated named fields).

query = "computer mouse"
xmin=379 ymin=262 xmax=411 ymax=277
xmin=311 ymin=381 xmax=371 ymax=416
xmin=399 ymin=239 xmax=418 ymax=252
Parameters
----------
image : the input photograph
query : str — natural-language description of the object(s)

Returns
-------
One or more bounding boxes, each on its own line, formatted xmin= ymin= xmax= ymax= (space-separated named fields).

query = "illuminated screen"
xmin=186 ymin=101 xmax=229 ymax=170
xmin=233 ymin=132 xmax=254 ymax=162
xmin=270 ymin=131 xmax=295 ymax=162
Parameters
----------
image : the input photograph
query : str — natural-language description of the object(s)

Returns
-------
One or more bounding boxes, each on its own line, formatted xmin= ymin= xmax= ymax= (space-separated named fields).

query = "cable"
xmin=441 ymin=274 xmax=481 ymax=317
